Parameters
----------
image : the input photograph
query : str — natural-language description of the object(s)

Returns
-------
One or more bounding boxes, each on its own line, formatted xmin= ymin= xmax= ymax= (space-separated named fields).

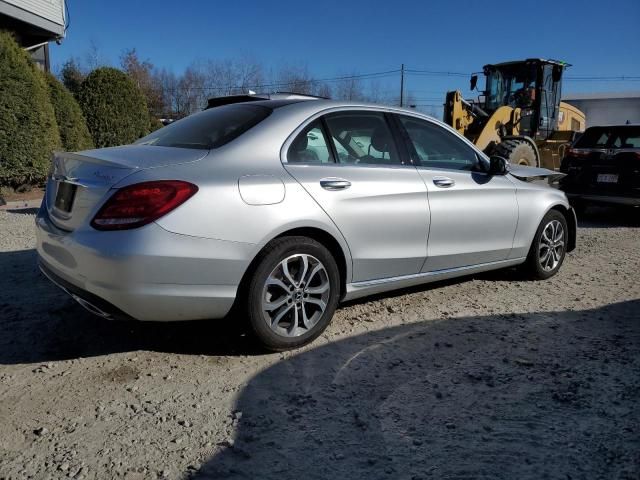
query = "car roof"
xmin=206 ymin=94 xmax=434 ymax=117
xmin=265 ymin=98 xmax=436 ymax=117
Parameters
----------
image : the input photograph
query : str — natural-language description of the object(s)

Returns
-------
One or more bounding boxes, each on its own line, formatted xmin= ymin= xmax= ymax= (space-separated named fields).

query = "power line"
xmin=405 ymin=69 xmax=469 ymax=77
xmin=158 ymin=69 xmax=401 ymax=93
xmin=405 ymin=67 xmax=640 ymax=82
xmin=564 ymin=76 xmax=640 ymax=81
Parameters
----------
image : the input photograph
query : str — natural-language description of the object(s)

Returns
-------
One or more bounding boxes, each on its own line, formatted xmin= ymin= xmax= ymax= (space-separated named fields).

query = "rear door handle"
xmin=320 ymin=178 xmax=351 ymax=190
xmin=433 ymin=176 xmax=455 ymax=188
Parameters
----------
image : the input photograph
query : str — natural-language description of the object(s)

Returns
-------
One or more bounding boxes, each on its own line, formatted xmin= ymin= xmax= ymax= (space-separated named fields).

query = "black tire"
xmin=244 ymin=236 xmax=340 ymax=351
xmin=522 ymin=210 xmax=568 ymax=280
xmin=494 ymin=139 xmax=538 ymax=167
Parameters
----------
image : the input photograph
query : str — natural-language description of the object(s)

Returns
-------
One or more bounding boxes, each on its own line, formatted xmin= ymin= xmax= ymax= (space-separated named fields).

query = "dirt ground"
xmin=0 ymin=188 xmax=44 ymax=204
xmin=0 ymin=206 xmax=638 ymax=480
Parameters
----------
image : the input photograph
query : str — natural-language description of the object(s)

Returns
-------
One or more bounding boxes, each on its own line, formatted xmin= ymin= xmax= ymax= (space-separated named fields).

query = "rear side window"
xmin=324 ymin=112 xmax=402 ymax=166
xmin=574 ymin=126 xmax=640 ymax=149
xmin=398 ymin=115 xmax=478 ymax=170
xmin=287 ymin=120 xmax=335 ymax=163
xmin=135 ymin=104 xmax=271 ymax=149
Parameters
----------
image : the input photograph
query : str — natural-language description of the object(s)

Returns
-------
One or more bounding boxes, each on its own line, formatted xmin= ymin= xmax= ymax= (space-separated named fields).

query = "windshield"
xmin=485 ymin=63 xmax=537 ymax=111
xmin=135 ymin=104 xmax=271 ymax=149
xmin=574 ymin=126 xmax=640 ymax=149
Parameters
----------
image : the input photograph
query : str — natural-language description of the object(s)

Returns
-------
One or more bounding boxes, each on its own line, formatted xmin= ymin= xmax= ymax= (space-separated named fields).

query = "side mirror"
xmin=470 ymin=75 xmax=478 ymax=91
xmin=489 ymin=155 xmax=509 ymax=175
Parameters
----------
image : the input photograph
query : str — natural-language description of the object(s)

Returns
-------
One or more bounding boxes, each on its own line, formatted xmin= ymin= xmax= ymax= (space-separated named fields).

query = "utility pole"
xmin=400 ymin=63 xmax=405 ymax=108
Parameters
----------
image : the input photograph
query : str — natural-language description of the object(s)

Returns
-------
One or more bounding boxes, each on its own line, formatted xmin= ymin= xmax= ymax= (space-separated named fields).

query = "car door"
xmin=394 ymin=114 xmax=518 ymax=272
xmin=283 ymin=110 xmax=430 ymax=283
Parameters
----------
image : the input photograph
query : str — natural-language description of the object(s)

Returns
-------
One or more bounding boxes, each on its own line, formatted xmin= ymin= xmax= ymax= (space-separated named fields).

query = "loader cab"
xmin=480 ymin=59 xmax=567 ymax=140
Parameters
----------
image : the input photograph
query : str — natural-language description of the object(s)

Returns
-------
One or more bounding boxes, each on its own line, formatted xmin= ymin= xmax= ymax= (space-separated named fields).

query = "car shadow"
xmin=0 ymin=249 xmax=545 ymax=364
xmin=1 ymin=250 xmax=639 ymax=478
xmin=191 ymin=299 xmax=640 ymax=480
xmin=4 ymin=207 xmax=40 ymax=215
xmin=0 ymin=249 xmax=260 ymax=364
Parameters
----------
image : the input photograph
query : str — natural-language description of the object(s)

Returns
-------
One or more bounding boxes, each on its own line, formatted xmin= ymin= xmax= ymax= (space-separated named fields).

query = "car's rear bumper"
xmin=35 ymin=207 xmax=256 ymax=321
xmin=566 ymin=193 xmax=640 ymax=207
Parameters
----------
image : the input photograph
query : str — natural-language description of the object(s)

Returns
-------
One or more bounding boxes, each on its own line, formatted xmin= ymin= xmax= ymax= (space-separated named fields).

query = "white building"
xmin=563 ymin=92 xmax=640 ymax=127
xmin=0 ymin=0 xmax=66 ymax=71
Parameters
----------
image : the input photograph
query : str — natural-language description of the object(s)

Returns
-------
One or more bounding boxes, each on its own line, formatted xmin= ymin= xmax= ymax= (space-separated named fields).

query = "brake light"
xmin=91 ymin=180 xmax=198 ymax=230
xmin=566 ymin=148 xmax=591 ymax=158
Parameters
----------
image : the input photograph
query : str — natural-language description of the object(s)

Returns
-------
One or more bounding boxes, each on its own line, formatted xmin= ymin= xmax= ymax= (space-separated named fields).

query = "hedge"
xmin=0 ymin=31 xmax=60 ymax=187
xmin=44 ymin=72 xmax=94 ymax=152
xmin=149 ymin=116 xmax=164 ymax=133
xmin=78 ymin=67 xmax=150 ymax=148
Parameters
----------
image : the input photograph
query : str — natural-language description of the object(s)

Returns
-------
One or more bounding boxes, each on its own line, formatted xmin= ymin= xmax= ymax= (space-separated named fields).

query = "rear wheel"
xmin=245 ymin=236 xmax=340 ymax=351
xmin=522 ymin=210 xmax=568 ymax=279
xmin=494 ymin=139 xmax=538 ymax=167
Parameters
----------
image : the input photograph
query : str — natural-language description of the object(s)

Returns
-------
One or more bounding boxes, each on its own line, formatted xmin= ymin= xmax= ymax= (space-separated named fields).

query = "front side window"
xmin=324 ymin=112 xmax=402 ymax=166
xmin=398 ymin=116 xmax=478 ymax=171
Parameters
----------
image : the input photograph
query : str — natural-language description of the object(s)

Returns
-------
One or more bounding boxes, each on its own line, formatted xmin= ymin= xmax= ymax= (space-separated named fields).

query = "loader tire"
xmin=494 ymin=140 xmax=538 ymax=167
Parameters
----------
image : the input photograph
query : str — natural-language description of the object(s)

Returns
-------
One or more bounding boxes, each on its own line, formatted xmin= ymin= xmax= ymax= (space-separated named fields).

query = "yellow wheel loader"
xmin=444 ymin=59 xmax=586 ymax=169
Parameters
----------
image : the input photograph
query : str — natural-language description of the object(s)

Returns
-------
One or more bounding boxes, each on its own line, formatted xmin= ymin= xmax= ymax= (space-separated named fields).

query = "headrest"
xmin=371 ymin=125 xmax=391 ymax=152
xmin=291 ymin=132 xmax=309 ymax=152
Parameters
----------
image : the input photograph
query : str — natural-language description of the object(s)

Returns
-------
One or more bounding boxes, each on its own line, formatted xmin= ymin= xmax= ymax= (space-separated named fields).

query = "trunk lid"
xmin=45 ymin=145 xmax=208 ymax=231
xmin=561 ymin=148 xmax=640 ymax=196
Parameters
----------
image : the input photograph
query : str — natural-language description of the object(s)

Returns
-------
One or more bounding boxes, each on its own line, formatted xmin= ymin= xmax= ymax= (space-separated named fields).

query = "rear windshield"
xmin=574 ymin=126 xmax=640 ymax=149
xmin=135 ymin=104 xmax=271 ymax=149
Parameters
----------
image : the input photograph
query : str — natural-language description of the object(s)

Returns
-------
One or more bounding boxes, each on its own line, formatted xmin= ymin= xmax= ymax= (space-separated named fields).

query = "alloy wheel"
xmin=539 ymin=219 xmax=565 ymax=271
xmin=261 ymin=254 xmax=330 ymax=337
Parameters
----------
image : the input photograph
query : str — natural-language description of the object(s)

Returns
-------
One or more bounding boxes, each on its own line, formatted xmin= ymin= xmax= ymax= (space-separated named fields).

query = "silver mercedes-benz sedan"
xmin=36 ymin=95 xmax=576 ymax=350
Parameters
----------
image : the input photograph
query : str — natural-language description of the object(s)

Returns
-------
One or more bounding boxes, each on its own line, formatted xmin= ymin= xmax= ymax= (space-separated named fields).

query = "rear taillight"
xmin=91 ymin=180 xmax=198 ymax=230
xmin=566 ymin=147 xmax=591 ymax=158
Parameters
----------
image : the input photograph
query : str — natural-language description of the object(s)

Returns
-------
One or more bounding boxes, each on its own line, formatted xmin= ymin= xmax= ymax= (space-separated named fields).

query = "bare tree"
xmin=201 ymin=56 xmax=264 ymax=97
xmin=334 ymin=74 xmax=365 ymax=101
xmin=178 ymin=65 xmax=207 ymax=115
xmin=232 ymin=54 xmax=264 ymax=93
xmin=274 ymin=64 xmax=316 ymax=95
xmin=120 ymin=49 xmax=164 ymax=117
xmin=316 ymin=82 xmax=332 ymax=99
xmin=84 ymin=40 xmax=105 ymax=71
xmin=155 ymin=68 xmax=183 ymax=118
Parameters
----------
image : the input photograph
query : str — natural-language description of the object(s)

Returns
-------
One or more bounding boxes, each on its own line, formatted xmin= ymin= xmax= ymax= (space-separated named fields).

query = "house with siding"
xmin=0 ymin=0 xmax=66 ymax=71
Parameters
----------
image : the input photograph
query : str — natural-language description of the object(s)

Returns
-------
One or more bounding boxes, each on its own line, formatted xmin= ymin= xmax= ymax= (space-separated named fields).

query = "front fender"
xmin=566 ymin=206 xmax=577 ymax=252
xmin=509 ymin=183 xmax=573 ymax=259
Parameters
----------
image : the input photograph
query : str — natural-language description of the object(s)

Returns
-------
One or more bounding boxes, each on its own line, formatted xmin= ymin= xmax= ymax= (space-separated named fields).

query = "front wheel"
xmin=522 ymin=210 xmax=568 ymax=279
xmin=244 ymin=236 xmax=340 ymax=351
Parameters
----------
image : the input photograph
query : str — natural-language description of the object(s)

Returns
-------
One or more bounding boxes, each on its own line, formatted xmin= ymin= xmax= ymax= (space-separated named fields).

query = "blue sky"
xmin=52 ymin=0 xmax=640 ymax=112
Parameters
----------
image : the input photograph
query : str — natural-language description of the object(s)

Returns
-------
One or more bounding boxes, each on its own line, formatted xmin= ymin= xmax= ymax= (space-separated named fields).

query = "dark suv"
xmin=560 ymin=125 xmax=640 ymax=212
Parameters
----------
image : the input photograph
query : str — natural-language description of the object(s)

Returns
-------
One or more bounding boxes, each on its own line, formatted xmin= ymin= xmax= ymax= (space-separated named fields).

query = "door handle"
xmin=433 ymin=176 xmax=455 ymax=188
xmin=320 ymin=178 xmax=351 ymax=190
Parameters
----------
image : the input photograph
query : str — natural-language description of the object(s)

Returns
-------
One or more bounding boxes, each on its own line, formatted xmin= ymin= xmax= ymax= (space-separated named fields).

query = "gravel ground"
xmin=0 ymin=206 xmax=639 ymax=480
